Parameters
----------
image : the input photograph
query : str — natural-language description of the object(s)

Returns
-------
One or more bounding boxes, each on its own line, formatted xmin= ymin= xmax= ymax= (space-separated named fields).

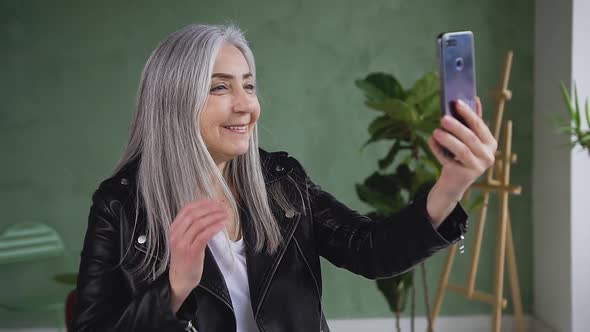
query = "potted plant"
xmin=556 ymin=82 xmax=590 ymax=155
xmin=354 ymin=71 xmax=481 ymax=331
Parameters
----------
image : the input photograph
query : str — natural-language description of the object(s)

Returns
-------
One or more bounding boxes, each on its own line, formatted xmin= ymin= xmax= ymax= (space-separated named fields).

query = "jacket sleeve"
xmin=72 ymin=188 xmax=190 ymax=332
xmin=307 ymin=176 xmax=468 ymax=280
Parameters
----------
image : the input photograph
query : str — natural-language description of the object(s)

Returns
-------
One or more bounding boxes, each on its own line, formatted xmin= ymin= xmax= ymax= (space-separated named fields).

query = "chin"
xmin=218 ymin=144 xmax=250 ymax=162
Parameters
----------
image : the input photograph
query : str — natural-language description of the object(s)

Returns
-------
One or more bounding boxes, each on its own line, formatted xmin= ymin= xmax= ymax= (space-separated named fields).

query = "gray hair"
xmin=113 ymin=24 xmax=301 ymax=280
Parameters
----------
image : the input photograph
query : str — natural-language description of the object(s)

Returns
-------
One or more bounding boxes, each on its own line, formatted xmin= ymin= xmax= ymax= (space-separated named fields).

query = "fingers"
xmin=455 ymin=99 xmax=496 ymax=150
xmin=428 ymin=136 xmax=453 ymax=166
xmin=189 ymin=218 xmax=227 ymax=253
xmin=475 ymin=97 xmax=483 ymax=118
xmin=171 ymin=200 xmax=224 ymax=237
xmin=433 ymin=128 xmax=480 ymax=168
xmin=167 ymin=199 xmax=229 ymax=296
xmin=180 ymin=209 xmax=227 ymax=250
xmin=440 ymin=115 xmax=489 ymax=160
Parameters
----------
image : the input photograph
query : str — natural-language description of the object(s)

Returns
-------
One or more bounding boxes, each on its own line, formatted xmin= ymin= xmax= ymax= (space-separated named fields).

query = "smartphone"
xmin=437 ymin=31 xmax=477 ymax=125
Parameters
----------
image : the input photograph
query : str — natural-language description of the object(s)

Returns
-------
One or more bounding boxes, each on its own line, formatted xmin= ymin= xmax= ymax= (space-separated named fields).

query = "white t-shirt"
xmin=208 ymin=231 xmax=260 ymax=332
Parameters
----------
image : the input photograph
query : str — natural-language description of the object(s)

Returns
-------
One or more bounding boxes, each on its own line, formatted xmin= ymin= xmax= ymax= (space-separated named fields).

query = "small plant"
xmin=556 ymin=82 xmax=590 ymax=155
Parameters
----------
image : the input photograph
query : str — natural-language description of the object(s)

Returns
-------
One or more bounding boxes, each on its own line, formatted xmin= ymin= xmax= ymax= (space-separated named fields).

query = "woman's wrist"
xmin=426 ymin=181 xmax=463 ymax=228
xmin=169 ymin=279 xmax=191 ymax=313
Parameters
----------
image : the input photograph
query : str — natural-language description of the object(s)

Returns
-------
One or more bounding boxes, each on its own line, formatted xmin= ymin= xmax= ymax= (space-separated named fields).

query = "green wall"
xmin=0 ymin=0 xmax=534 ymax=327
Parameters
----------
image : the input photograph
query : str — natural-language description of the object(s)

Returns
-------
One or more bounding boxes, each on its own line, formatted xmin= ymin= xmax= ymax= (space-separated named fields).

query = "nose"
xmin=232 ymin=87 xmax=257 ymax=113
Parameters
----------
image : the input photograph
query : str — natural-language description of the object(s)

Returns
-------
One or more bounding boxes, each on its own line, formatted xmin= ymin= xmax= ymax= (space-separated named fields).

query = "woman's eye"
xmin=245 ymin=84 xmax=256 ymax=91
xmin=210 ymin=85 xmax=227 ymax=92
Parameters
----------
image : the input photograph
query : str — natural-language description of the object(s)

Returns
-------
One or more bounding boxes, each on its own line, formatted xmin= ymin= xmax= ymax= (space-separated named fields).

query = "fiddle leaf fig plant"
xmin=355 ymin=71 xmax=441 ymax=219
xmin=355 ymin=71 xmax=481 ymax=331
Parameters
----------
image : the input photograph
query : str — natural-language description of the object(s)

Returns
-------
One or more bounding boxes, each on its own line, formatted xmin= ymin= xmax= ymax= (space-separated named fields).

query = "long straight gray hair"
xmin=113 ymin=24 xmax=300 ymax=281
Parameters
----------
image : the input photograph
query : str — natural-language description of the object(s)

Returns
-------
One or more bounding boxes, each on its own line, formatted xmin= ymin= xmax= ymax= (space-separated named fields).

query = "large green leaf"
xmin=355 ymin=73 xmax=405 ymax=102
xmin=416 ymin=93 xmax=440 ymax=118
xmin=356 ymin=183 xmax=396 ymax=215
xmin=413 ymin=102 xmax=439 ymax=140
xmin=356 ymin=183 xmax=397 ymax=214
xmin=364 ymin=171 xmax=401 ymax=190
xmin=406 ymin=71 xmax=439 ymax=106
xmin=357 ymin=183 xmax=406 ymax=215
xmin=414 ymin=115 xmax=439 ymax=136
xmin=356 ymin=172 xmax=408 ymax=214
xmin=363 ymin=121 xmax=409 ymax=147
xmin=368 ymin=115 xmax=396 ymax=136
xmin=366 ymin=99 xmax=418 ymax=125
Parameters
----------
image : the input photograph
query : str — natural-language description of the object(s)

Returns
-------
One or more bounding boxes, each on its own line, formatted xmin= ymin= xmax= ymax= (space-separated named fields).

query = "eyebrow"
xmin=211 ymin=72 xmax=253 ymax=79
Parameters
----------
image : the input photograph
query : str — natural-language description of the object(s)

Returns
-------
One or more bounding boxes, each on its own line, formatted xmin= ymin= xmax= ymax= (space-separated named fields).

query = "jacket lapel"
xmin=196 ymin=247 xmax=233 ymax=309
xmin=242 ymin=203 xmax=301 ymax=319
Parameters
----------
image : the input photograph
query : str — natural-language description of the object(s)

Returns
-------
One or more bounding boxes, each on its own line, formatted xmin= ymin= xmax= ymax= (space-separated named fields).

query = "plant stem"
xmin=395 ymin=294 xmax=403 ymax=332
xmin=421 ymin=263 xmax=434 ymax=332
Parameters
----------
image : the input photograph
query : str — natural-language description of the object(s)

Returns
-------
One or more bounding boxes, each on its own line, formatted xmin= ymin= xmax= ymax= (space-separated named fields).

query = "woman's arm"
xmin=72 ymin=188 xmax=190 ymax=332
xmin=308 ymin=177 xmax=467 ymax=280
xmin=308 ymin=96 xmax=496 ymax=280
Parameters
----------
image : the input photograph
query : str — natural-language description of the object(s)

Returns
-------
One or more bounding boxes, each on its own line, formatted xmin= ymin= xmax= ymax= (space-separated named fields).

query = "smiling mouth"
xmin=222 ymin=124 xmax=248 ymax=133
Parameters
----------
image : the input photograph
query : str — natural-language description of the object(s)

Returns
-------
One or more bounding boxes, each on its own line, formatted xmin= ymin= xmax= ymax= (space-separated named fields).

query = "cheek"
xmin=200 ymin=103 xmax=224 ymax=140
xmin=252 ymin=101 xmax=261 ymax=123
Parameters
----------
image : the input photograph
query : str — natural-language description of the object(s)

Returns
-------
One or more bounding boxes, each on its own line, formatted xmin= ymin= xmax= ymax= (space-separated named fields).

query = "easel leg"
xmin=431 ymin=244 xmax=457 ymax=327
xmin=467 ymin=193 xmax=490 ymax=294
xmin=493 ymin=121 xmax=513 ymax=332
xmin=492 ymin=192 xmax=509 ymax=332
xmin=507 ymin=214 xmax=525 ymax=332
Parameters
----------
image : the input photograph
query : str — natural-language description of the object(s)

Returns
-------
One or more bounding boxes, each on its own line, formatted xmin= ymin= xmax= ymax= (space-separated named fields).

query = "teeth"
xmin=225 ymin=125 xmax=246 ymax=131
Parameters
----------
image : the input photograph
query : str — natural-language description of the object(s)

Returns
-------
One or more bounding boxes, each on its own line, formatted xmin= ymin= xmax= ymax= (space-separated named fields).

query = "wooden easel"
xmin=430 ymin=51 xmax=525 ymax=332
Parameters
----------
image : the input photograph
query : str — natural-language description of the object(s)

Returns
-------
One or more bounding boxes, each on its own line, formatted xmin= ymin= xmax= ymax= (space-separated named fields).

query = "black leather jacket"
xmin=73 ymin=149 xmax=467 ymax=332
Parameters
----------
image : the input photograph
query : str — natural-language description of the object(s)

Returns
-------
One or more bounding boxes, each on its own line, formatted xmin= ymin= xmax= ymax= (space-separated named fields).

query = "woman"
xmin=73 ymin=24 xmax=497 ymax=332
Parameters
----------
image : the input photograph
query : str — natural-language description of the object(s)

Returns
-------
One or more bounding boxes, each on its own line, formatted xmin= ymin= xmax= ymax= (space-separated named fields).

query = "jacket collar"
xmin=258 ymin=148 xmax=295 ymax=184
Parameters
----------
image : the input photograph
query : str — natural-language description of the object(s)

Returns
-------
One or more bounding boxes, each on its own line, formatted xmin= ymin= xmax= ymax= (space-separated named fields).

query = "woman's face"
xmin=200 ymin=43 xmax=260 ymax=166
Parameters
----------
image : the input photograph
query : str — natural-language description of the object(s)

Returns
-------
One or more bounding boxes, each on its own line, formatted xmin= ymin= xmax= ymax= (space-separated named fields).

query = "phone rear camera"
xmin=445 ymin=39 xmax=457 ymax=47
xmin=455 ymin=57 xmax=464 ymax=71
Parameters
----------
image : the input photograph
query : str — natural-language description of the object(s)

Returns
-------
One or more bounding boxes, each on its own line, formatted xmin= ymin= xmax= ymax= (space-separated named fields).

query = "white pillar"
xmin=534 ymin=0 xmax=590 ymax=331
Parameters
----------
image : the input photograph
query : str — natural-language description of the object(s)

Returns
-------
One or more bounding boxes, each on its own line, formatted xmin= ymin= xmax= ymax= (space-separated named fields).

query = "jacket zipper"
xmin=184 ymin=320 xmax=197 ymax=332
xmin=458 ymin=222 xmax=467 ymax=254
